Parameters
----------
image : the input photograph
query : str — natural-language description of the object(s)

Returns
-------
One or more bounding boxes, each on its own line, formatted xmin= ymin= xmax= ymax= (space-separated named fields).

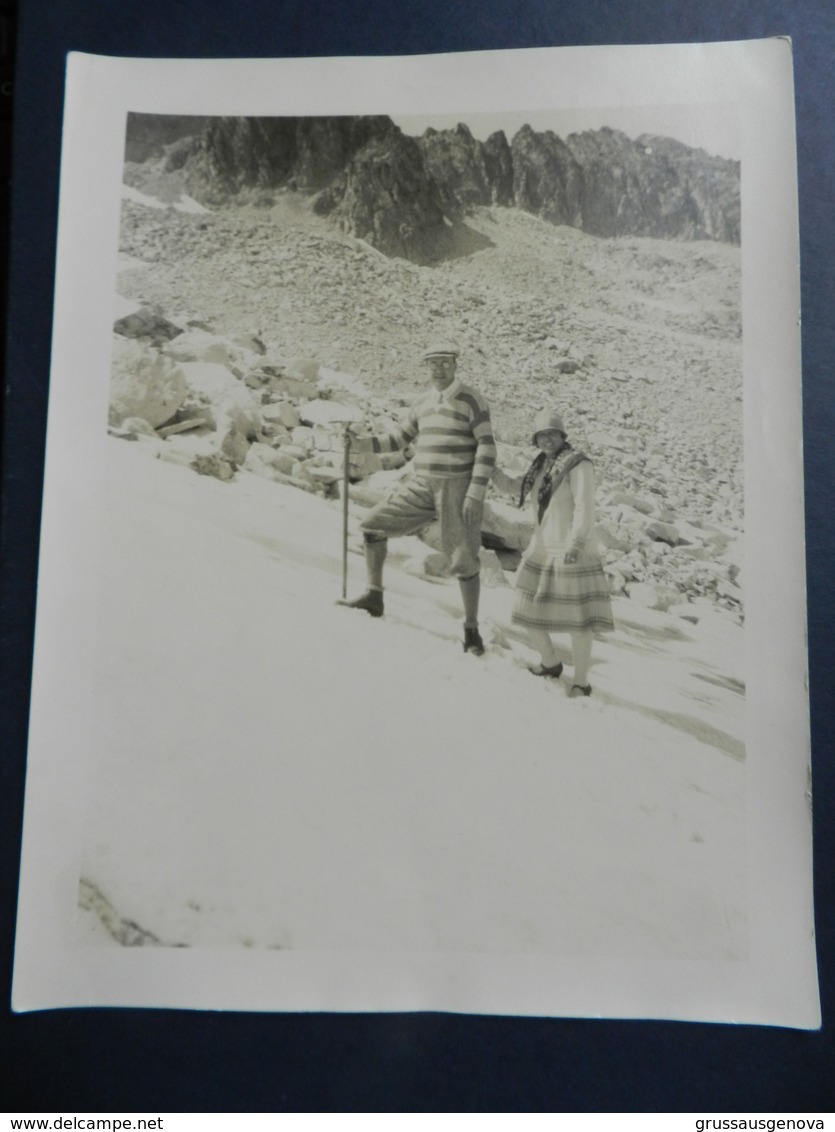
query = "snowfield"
xmin=77 ymin=438 xmax=746 ymax=960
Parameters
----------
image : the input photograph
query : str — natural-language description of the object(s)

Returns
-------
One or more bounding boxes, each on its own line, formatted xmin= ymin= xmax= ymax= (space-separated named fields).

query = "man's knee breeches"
xmin=360 ymin=475 xmax=481 ymax=576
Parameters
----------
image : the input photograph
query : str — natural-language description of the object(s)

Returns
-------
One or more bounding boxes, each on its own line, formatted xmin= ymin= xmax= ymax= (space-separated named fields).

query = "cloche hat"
xmin=532 ymin=408 xmax=566 ymax=444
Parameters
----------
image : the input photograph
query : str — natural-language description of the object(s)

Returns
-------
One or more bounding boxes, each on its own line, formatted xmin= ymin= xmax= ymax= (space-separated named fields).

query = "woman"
xmin=493 ymin=408 xmax=614 ymax=696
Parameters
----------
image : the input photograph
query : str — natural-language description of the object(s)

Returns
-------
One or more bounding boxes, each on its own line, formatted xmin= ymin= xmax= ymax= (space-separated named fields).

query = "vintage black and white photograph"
xmin=12 ymin=44 xmax=818 ymax=1024
xmin=84 ymin=105 xmax=746 ymax=956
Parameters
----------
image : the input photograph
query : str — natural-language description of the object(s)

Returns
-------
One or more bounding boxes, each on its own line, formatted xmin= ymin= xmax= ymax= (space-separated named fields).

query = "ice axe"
xmin=325 ymin=403 xmax=362 ymax=600
xmin=341 ymin=421 xmax=352 ymax=599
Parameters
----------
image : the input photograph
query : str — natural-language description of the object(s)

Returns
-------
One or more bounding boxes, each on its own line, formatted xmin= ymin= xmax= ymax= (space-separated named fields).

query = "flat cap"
xmin=421 ymin=342 xmax=460 ymax=361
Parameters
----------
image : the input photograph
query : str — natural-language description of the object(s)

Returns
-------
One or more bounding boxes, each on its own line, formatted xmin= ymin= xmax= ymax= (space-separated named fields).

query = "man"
xmin=340 ymin=342 xmax=496 ymax=655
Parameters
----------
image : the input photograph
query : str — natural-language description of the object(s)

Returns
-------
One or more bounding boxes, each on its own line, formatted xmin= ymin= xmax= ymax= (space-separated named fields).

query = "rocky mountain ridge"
xmin=124 ymin=113 xmax=740 ymax=263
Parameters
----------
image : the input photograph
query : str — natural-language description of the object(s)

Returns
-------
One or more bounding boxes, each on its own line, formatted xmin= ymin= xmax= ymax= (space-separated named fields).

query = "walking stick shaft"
xmin=342 ymin=426 xmax=351 ymax=599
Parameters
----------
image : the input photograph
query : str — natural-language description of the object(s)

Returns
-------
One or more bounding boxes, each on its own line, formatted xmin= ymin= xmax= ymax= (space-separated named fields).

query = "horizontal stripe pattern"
xmin=512 ymin=555 xmax=614 ymax=633
xmin=372 ymin=383 xmax=496 ymax=501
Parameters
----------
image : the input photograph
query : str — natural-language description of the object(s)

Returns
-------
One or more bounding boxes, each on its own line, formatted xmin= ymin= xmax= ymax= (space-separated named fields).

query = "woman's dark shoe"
xmin=569 ymin=683 xmax=592 ymax=697
xmin=338 ymin=589 xmax=384 ymax=617
xmin=529 ymin=661 xmax=563 ymax=678
xmin=463 ymin=626 xmax=485 ymax=655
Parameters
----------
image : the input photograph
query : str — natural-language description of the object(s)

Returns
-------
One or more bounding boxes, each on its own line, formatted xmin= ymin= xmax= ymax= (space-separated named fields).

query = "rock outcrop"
xmin=109 ymin=337 xmax=188 ymax=428
xmin=183 ymin=116 xmax=398 ymax=204
xmin=418 ymin=123 xmax=514 ymax=209
xmin=313 ymin=130 xmax=454 ymax=263
xmin=565 ymin=129 xmax=740 ymax=242
xmin=633 ymin=134 xmax=740 ymax=243
xmin=124 ymin=114 xmax=211 ymax=164
xmin=511 ymin=125 xmax=585 ymax=228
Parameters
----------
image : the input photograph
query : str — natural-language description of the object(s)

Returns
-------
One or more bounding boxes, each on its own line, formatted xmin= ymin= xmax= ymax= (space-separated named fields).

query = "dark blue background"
xmin=2 ymin=0 xmax=833 ymax=1112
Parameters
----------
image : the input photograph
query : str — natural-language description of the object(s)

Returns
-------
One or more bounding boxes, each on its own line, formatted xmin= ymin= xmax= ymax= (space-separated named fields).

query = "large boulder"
xmin=264 ymin=372 xmax=319 ymax=400
xmin=178 ymin=359 xmax=241 ymax=401
xmin=610 ymin=491 xmax=656 ymax=515
xmin=594 ymin=521 xmax=632 ymax=554
xmin=244 ymin=442 xmax=295 ymax=481
xmin=303 ymin=463 xmax=343 ymax=486
xmin=403 ymin=550 xmax=452 ymax=581
xmin=284 ymin=357 xmax=321 ymax=383
xmin=317 ymin=366 xmax=369 ymax=400
xmin=481 ymin=499 xmax=533 ymax=553
xmin=298 ymin=399 xmax=363 ymax=427
xmin=220 ymin=428 xmax=252 ymax=467
xmin=113 ymin=306 xmax=183 ymax=346
xmin=262 ymin=401 xmax=301 ymax=430
xmin=178 ymin=361 xmax=261 ymax=438
xmin=163 ymin=327 xmax=228 ymax=364
xmin=645 ymin=519 xmax=683 ymax=546
xmin=167 ymin=332 xmax=266 ymax=385
xmin=109 ymin=337 xmax=188 ymax=428
xmin=161 ymin=328 xmax=258 ymax=374
xmin=348 ymin=464 xmax=412 ymax=508
xmin=191 ymin=454 xmax=236 ymax=481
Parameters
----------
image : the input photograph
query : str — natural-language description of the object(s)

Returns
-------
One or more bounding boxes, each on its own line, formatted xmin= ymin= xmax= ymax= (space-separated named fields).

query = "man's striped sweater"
xmin=367 ymin=381 xmax=496 ymax=502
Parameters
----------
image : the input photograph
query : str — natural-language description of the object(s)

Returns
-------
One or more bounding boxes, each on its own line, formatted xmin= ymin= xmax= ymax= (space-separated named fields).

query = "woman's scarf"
xmin=518 ymin=443 xmax=589 ymax=524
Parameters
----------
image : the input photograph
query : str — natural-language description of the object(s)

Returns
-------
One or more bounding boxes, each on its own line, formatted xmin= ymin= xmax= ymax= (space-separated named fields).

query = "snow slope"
xmin=78 ymin=439 xmax=746 ymax=960
xmin=122 ymin=183 xmax=209 ymax=214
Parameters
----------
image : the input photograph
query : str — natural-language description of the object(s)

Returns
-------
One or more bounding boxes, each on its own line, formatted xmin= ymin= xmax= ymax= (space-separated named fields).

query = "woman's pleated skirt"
xmin=511 ymin=549 xmax=614 ymax=633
